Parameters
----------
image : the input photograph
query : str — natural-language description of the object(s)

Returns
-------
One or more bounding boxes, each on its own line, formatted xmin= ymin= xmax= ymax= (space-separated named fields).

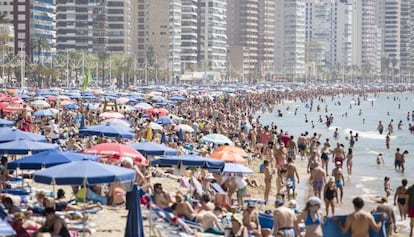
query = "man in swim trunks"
xmin=394 ymin=178 xmax=408 ymax=221
xmin=332 ymin=143 xmax=345 ymax=168
xmin=286 ymin=158 xmax=300 ymax=198
xmin=297 ymin=133 xmax=307 ymax=160
xmin=332 ymin=162 xmax=345 ymax=203
xmin=406 ymin=183 xmax=414 ymax=237
xmin=272 ymin=199 xmax=299 ymax=237
xmin=310 ymin=163 xmax=326 ymax=199
xmin=286 ymin=136 xmax=297 ymax=160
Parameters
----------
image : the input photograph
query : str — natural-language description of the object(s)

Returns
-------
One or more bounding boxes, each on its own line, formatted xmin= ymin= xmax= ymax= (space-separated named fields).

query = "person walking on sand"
xmin=334 ymin=197 xmax=385 ymax=237
xmin=286 ymin=158 xmax=300 ymax=198
xmin=310 ymin=163 xmax=326 ymax=199
xmin=263 ymin=160 xmax=274 ymax=203
xmin=394 ymin=178 xmax=408 ymax=221
xmin=323 ymin=177 xmax=337 ymax=216
xmin=406 ymin=183 xmax=414 ymax=237
xmin=332 ymin=143 xmax=345 ymax=168
xmin=332 ymin=162 xmax=345 ymax=203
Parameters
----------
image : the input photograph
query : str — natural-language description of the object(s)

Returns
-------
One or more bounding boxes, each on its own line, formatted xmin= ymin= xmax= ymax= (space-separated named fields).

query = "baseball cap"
xmin=275 ymin=199 xmax=284 ymax=206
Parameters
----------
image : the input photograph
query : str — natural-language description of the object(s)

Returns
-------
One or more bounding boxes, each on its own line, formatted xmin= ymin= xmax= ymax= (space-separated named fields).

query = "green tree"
xmin=30 ymin=38 xmax=50 ymax=64
xmin=0 ymin=13 xmax=9 ymax=24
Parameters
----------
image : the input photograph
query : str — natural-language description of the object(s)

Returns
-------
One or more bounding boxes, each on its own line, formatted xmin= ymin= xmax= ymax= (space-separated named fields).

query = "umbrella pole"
xmin=83 ymin=179 xmax=87 ymax=237
xmin=149 ymin=188 xmax=152 ymax=237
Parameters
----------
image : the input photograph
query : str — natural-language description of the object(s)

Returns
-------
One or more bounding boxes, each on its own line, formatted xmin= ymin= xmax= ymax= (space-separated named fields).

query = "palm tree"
xmin=30 ymin=38 xmax=50 ymax=64
xmin=0 ymin=13 xmax=9 ymax=24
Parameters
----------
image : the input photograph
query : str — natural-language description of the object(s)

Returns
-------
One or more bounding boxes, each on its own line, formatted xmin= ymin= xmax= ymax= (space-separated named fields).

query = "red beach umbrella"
xmin=83 ymin=143 xmax=147 ymax=165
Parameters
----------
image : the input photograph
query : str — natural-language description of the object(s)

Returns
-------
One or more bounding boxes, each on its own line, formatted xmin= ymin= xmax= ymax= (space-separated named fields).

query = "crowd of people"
xmin=0 ymin=86 xmax=412 ymax=236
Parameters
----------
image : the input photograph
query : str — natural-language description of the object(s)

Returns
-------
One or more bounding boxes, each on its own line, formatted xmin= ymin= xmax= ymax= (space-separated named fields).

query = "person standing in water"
xmin=394 ymin=178 xmax=408 ymax=221
xmin=377 ymin=121 xmax=384 ymax=134
xmin=345 ymin=148 xmax=353 ymax=177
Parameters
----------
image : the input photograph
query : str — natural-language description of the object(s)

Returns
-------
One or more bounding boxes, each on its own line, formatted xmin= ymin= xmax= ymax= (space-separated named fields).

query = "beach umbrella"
xmin=134 ymin=102 xmax=153 ymax=110
xmin=57 ymin=95 xmax=71 ymax=100
xmin=0 ymin=219 xmax=15 ymax=236
xmin=0 ymin=127 xmax=46 ymax=143
xmin=200 ymin=133 xmax=233 ymax=145
xmin=100 ymin=119 xmax=131 ymax=128
xmin=156 ymin=117 xmax=174 ymax=125
xmin=32 ymin=96 xmax=46 ymax=101
xmin=174 ymin=124 xmax=194 ymax=133
xmin=222 ymin=163 xmax=253 ymax=174
xmin=209 ymin=151 xmax=246 ymax=163
xmin=169 ymin=94 xmax=187 ymax=101
xmin=214 ymin=145 xmax=248 ymax=157
xmin=99 ymin=111 xmax=124 ymax=119
xmin=30 ymin=100 xmax=50 ymax=108
xmin=116 ymin=97 xmax=129 ymax=104
xmin=64 ymin=103 xmax=79 ymax=110
xmin=151 ymin=155 xmax=225 ymax=169
xmin=145 ymin=108 xmax=169 ymax=116
xmin=79 ymin=123 xmax=135 ymax=139
xmin=129 ymin=141 xmax=178 ymax=156
xmin=149 ymin=122 xmax=163 ymax=130
xmin=0 ymin=118 xmax=14 ymax=127
xmin=83 ymin=143 xmax=147 ymax=165
xmin=7 ymin=150 xmax=98 ymax=170
xmin=0 ymin=139 xmax=59 ymax=155
xmin=125 ymin=184 xmax=145 ymax=237
xmin=33 ymin=160 xmax=136 ymax=185
xmin=33 ymin=108 xmax=59 ymax=117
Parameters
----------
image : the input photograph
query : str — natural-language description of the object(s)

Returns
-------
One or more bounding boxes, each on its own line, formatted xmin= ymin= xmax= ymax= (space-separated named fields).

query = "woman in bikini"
xmin=394 ymin=178 xmax=408 ymax=221
xmin=297 ymin=196 xmax=324 ymax=237
xmin=323 ymin=177 xmax=337 ymax=216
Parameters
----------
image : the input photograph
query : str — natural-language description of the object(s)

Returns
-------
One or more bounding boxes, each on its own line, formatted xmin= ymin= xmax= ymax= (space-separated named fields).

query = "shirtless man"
xmin=310 ymin=163 xmax=326 ymax=198
xmin=394 ymin=148 xmax=402 ymax=170
xmin=286 ymin=158 xmax=300 ymax=198
xmin=332 ymin=143 xmax=346 ymax=168
xmin=242 ymin=202 xmax=261 ymax=236
xmin=375 ymin=197 xmax=397 ymax=236
xmin=153 ymin=183 xmax=173 ymax=210
xmin=274 ymin=143 xmax=287 ymax=169
xmin=286 ymin=136 xmax=297 ymax=160
xmin=332 ymin=162 xmax=345 ymax=203
xmin=394 ymin=178 xmax=408 ymax=221
xmin=263 ymin=160 xmax=274 ymax=203
xmin=335 ymin=197 xmax=385 ymax=237
xmin=272 ymin=199 xmax=299 ymax=237
xmin=297 ymin=133 xmax=307 ymax=160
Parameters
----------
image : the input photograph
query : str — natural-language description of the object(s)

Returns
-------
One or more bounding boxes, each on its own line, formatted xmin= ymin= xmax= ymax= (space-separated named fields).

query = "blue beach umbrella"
xmin=64 ymin=104 xmax=79 ymax=110
xmin=79 ymin=123 xmax=135 ymax=139
xmin=33 ymin=160 xmax=136 ymax=185
xmin=0 ymin=118 xmax=14 ymax=127
xmin=156 ymin=117 xmax=174 ymax=125
xmin=0 ymin=127 xmax=46 ymax=143
xmin=0 ymin=139 xmax=59 ymax=155
xmin=7 ymin=150 xmax=98 ymax=170
xmin=124 ymin=184 xmax=145 ymax=237
xmin=151 ymin=155 xmax=225 ymax=169
xmin=129 ymin=141 xmax=178 ymax=156
xmin=169 ymin=94 xmax=187 ymax=101
xmin=33 ymin=108 xmax=58 ymax=117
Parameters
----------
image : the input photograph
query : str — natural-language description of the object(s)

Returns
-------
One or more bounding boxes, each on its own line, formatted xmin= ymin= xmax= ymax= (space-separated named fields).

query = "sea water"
xmin=257 ymin=92 xmax=413 ymax=215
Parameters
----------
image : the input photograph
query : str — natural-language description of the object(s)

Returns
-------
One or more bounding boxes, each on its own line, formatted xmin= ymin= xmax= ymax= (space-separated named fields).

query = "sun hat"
xmin=328 ymin=176 xmax=335 ymax=183
xmin=309 ymin=196 xmax=322 ymax=206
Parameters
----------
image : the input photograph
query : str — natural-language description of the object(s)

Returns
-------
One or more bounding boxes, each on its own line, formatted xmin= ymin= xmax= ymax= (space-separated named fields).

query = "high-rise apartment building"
xmin=304 ymin=0 xmax=333 ymax=75
xmin=351 ymin=0 xmax=381 ymax=76
xmin=377 ymin=0 xmax=400 ymax=73
xmin=227 ymin=0 xmax=259 ymax=75
xmin=198 ymin=0 xmax=227 ymax=73
xmin=56 ymin=0 xmax=106 ymax=54
xmin=181 ymin=0 xmax=198 ymax=71
xmin=257 ymin=0 xmax=275 ymax=76
xmin=30 ymin=0 xmax=56 ymax=64
xmin=333 ymin=0 xmax=353 ymax=70
xmin=399 ymin=0 xmax=414 ymax=74
xmin=1 ymin=0 xmax=30 ymax=57
xmin=274 ymin=0 xmax=306 ymax=77
xmin=106 ymin=0 xmax=132 ymax=54
xmin=145 ymin=0 xmax=181 ymax=77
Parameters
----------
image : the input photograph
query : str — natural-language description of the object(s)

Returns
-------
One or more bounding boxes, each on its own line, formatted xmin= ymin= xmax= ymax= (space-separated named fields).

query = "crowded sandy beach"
xmin=0 ymin=83 xmax=411 ymax=237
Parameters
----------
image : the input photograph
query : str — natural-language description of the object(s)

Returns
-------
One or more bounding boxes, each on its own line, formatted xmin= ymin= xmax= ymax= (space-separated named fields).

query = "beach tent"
xmin=129 ymin=141 xmax=178 ymax=156
xmin=7 ymin=150 xmax=98 ymax=170
xmin=151 ymin=155 xmax=225 ymax=169
xmin=33 ymin=160 xmax=136 ymax=185
xmin=124 ymin=184 xmax=145 ymax=237
xmin=79 ymin=122 xmax=135 ymax=139
xmin=0 ymin=127 xmax=46 ymax=143
xmin=0 ymin=139 xmax=59 ymax=155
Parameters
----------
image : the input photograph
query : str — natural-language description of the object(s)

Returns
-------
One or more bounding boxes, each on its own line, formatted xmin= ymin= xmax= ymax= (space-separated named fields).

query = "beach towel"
xmin=322 ymin=213 xmax=387 ymax=237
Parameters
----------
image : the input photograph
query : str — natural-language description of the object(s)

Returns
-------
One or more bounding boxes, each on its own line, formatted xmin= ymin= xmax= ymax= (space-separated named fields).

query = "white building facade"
xmin=181 ymin=0 xmax=198 ymax=71
xmin=274 ymin=0 xmax=306 ymax=77
xmin=198 ymin=0 xmax=227 ymax=73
